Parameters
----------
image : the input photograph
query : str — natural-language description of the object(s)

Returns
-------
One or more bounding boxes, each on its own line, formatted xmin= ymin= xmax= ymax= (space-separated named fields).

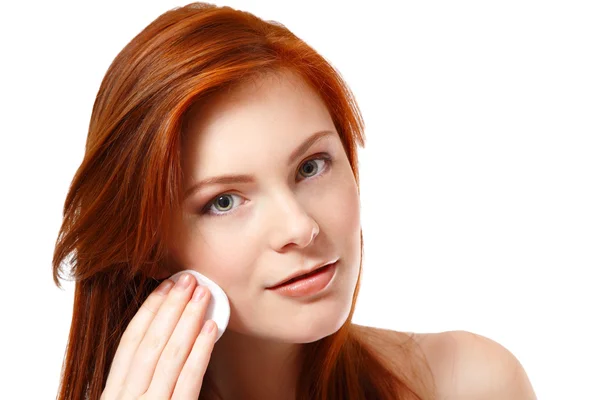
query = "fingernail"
xmin=191 ymin=285 xmax=206 ymax=302
xmin=202 ymin=320 xmax=216 ymax=335
xmin=157 ymin=280 xmax=174 ymax=294
xmin=175 ymin=273 xmax=193 ymax=290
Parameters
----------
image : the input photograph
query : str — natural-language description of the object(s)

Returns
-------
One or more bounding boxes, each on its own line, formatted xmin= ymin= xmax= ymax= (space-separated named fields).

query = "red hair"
xmin=52 ymin=3 xmax=435 ymax=399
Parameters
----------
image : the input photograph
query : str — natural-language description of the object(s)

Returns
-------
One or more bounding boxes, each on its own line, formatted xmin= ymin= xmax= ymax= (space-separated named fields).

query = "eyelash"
xmin=199 ymin=152 xmax=333 ymax=218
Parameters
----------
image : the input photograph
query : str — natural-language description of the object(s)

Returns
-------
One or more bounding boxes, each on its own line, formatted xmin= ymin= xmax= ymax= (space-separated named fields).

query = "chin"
xmin=283 ymin=298 xmax=353 ymax=344
xmin=296 ymin=318 xmax=347 ymax=344
xmin=229 ymin=298 xmax=352 ymax=344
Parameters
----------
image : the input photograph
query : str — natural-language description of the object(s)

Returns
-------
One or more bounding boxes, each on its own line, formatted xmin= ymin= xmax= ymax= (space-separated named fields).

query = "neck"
xmin=207 ymin=329 xmax=303 ymax=400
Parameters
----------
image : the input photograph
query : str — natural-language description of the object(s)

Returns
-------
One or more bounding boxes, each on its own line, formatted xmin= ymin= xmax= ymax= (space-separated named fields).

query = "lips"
xmin=280 ymin=265 xmax=328 ymax=285
xmin=267 ymin=259 xmax=338 ymax=289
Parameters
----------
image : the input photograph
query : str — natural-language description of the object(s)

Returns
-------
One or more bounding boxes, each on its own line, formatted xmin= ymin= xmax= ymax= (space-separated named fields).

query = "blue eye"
xmin=200 ymin=153 xmax=332 ymax=218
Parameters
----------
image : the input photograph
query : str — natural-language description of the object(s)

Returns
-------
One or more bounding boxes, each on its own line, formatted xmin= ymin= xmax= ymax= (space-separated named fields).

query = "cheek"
xmin=325 ymin=171 xmax=361 ymax=235
xmin=324 ymin=169 xmax=362 ymax=283
xmin=174 ymin=231 xmax=254 ymax=289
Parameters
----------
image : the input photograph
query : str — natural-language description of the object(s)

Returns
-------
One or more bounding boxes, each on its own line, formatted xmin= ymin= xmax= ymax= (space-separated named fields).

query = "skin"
xmin=166 ymin=69 xmax=363 ymax=399
xmin=362 ymin=327 xmax=537 ymax=399
xmin=103 ymin=69 xmax=536 ymax=400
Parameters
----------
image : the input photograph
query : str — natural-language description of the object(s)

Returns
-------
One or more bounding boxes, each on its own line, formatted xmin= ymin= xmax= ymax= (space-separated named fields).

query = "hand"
xmin=101 ymin=273 xmax=217 ymax=399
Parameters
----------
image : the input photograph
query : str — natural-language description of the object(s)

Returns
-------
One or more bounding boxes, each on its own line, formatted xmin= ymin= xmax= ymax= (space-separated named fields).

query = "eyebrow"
xmin=184 ymin=129 xmax=335 ymax=199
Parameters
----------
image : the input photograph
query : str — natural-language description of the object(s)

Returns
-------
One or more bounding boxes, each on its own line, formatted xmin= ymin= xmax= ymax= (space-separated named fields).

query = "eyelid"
xmin=200 ymin=152 xmax=333 ymax=217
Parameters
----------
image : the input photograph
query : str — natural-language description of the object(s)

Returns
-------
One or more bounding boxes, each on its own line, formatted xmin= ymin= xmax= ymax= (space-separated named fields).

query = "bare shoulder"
xmin=353 ymin=325 xmax=536 ymax=399
xmin=414 ymin=330 xmax=537 ymax=400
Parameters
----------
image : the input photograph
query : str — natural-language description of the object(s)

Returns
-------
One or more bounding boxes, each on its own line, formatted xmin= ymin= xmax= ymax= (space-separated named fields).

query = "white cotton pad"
xmin=168 ymin=269 xmax=230 ymax=342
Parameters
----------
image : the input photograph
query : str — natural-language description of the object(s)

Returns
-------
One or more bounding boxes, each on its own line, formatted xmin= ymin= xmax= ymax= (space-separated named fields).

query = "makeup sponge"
xmin=168 ymin=269 xmax=230 ymax=342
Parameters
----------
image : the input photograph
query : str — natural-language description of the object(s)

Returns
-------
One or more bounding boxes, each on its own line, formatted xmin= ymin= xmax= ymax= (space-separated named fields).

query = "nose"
xmin=267 ymin=190 xmax=320 ymax=251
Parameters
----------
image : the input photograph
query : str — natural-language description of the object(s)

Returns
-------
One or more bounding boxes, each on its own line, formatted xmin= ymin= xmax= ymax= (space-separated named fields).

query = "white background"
xmin=1 ymin=1 xmax=598 ymax=399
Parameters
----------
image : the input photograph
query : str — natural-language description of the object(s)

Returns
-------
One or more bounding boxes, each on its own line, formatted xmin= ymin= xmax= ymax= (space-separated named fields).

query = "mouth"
xmin=266 ymin=261 xmax=338 ymax=297
xmin=284 ymin=265 xmax=328 ymax=284
xmin=267 ymin=261 xmax=337 ymax=290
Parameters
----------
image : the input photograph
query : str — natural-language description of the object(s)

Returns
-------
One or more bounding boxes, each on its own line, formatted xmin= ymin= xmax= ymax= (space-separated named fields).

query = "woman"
xmin=52 ymin=3 xmax=536 ymax=399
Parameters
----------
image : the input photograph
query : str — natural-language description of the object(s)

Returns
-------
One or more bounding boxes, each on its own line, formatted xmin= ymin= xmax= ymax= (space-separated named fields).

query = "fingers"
xmin=102 ymin=272 xmax=218 ymax=400
xmin=122 ymin=273 xmax=198 ymax=397
xmin=145 ymin=285 xmax=214 ymax=398
xmin=172 ymin=320 xmax=217 ymax=398
xmin=102 ymin=279 xmax=175 ymax=399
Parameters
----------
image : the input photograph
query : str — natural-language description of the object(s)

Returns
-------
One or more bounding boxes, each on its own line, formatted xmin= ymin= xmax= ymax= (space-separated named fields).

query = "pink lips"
xmin=266 ymin=261 xmax=337 ymax=297
xmin=268 ymin=259 xmax=339 ymax=289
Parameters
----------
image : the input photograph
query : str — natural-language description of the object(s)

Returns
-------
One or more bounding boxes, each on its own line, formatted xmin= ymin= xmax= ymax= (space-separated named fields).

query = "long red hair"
xmin=52 ymin=3 xmax=435 ymax=399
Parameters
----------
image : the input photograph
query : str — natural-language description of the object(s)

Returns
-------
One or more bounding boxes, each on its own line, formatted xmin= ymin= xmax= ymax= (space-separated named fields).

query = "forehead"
xmin=181 ymin=71 xmax=336 ymax=177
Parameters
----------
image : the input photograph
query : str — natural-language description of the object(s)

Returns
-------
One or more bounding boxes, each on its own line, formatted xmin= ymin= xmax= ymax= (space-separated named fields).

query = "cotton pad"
xmin=168 ymin=269 xmax=230 ymax=342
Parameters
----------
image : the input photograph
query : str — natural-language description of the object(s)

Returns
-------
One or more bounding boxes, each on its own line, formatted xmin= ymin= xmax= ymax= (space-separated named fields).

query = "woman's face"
xmin=168 ymin=70 xmax=361 ymax=343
